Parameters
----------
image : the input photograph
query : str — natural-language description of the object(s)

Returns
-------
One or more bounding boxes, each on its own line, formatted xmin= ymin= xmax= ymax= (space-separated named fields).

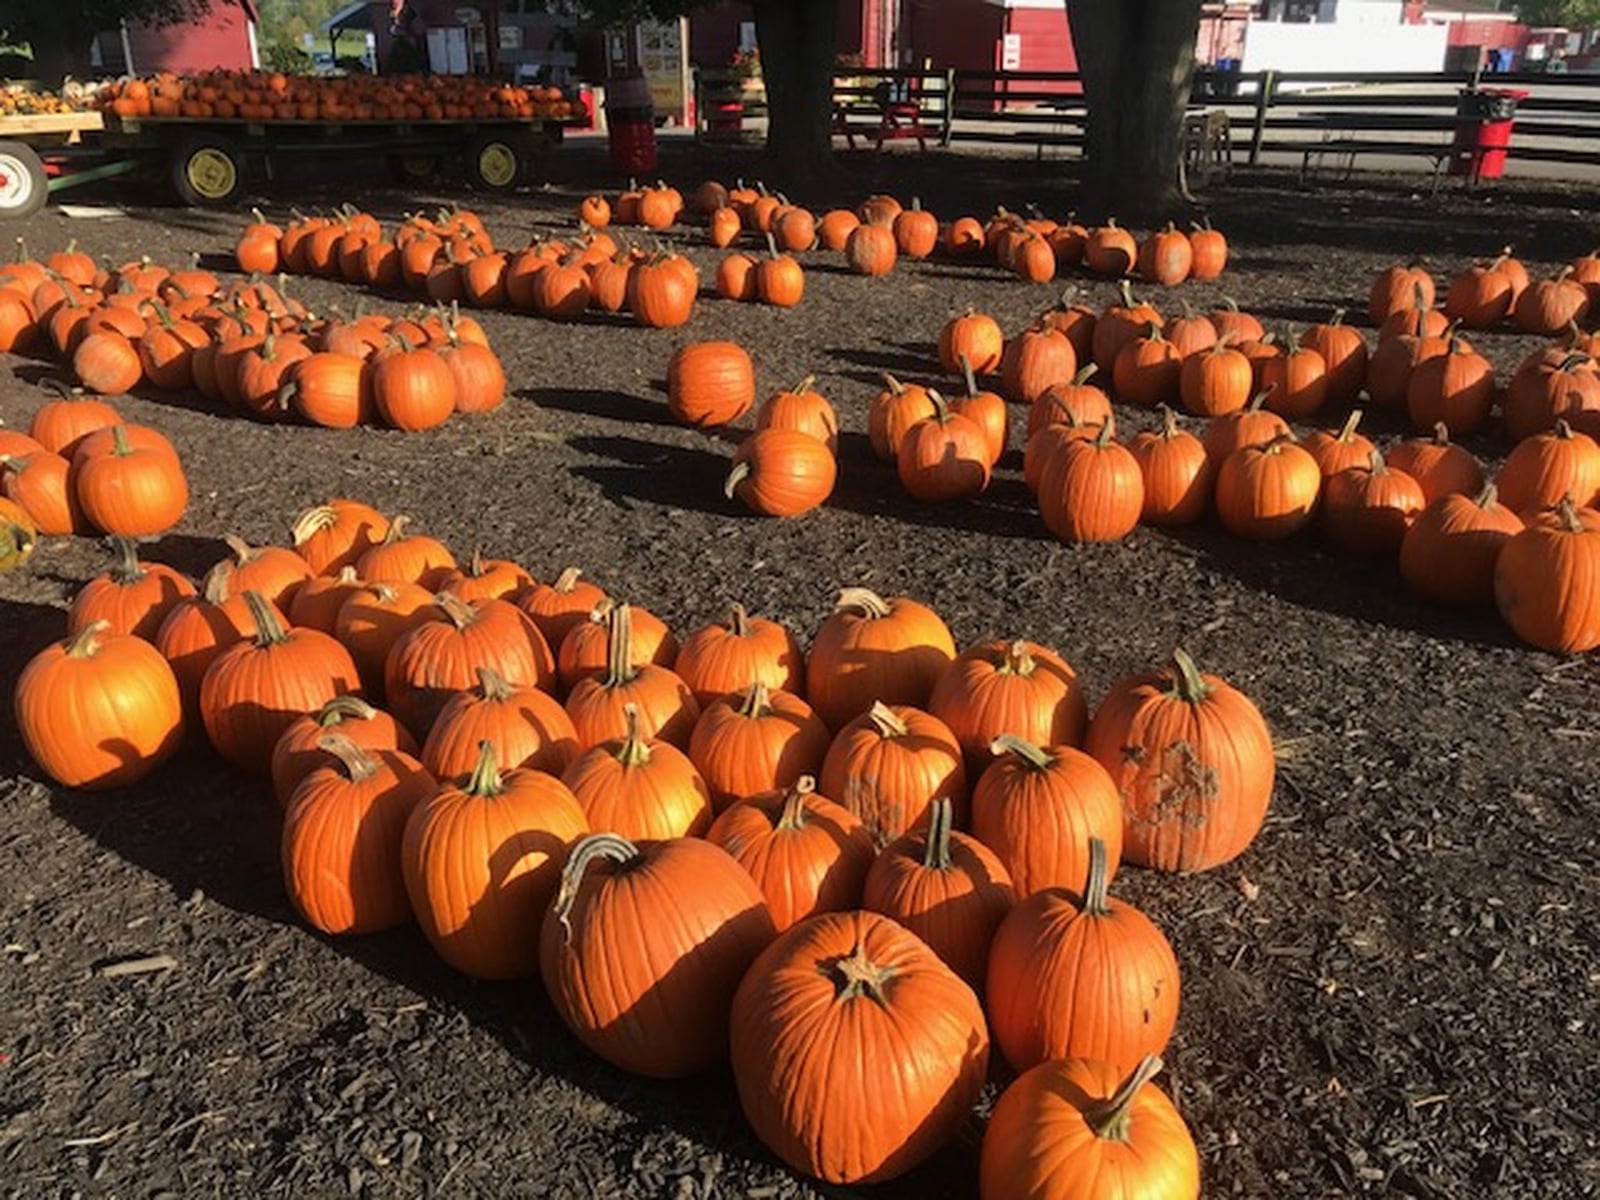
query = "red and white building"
xmin=101 ymin=0 xmax=259 ymax=76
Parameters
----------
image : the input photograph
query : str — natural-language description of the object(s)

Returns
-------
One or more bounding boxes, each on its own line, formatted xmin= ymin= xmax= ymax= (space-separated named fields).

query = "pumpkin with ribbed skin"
xmin=1514 ymin=268 xmax=1589 ymax=335
xmin=819 ymin=701 xmax=966 ymax=849
xmin=290 ymin=500 xmax=389 ymax=578
xmin=1258 ymin=341 xmax=1328 ymax=419
xmin=1385 ymin=423 xmax=1483 ymax=503
xmin=1206 ymin=297 xmax=1263 ymax=347
xmin=422 ymin=665 xmax=579 ymax=781
xmin=1322 ymin=450 xmax=1427 ymax=555
xmin=0 ymin=450 xmax=85 ymax=535
xmin=72 ymin=424 xmax=188 ymax=537
xmin=14 ymin=621 xmax=184 ymax=789
xmin=1215 ymin=435 xmax=1321 ymax=541
xmin=988 ymin=838 xmax=1180 ymax=1073
xmin=334 ymin=580 xmax=436 ymax=698
xmin=863 ymin=797 xmax=1015 ymax=988
xmin=73 ymin=330 xmax=143 ymax=395
xmin=1502 ymin=350 xmax=1600 ymax=442
xmin=939 ymin=308 xmax=1004 ymax=375
xmin=730 ymin=909 xmax=989 ymax=1185
xmin=405 ymin=740 xmax=588 ymax=979
xmin=271 ymin=694 xmax=417 ymax=809
xmin=1112 ymin=325 xmax=1181 ymax=408
xmin=1445 ymin=252 xmax=1518 ymax=328
xmin=1084 ymin=219 xmax=1137 ymax=277
xmin=30 ymin=395 xmax=122 ymax=457
xmin=953 ymin=356 xmax=1008 ymax=466
xmin=1085 ymin=649 xmax=1275 ymax=872
xmin=564 ymin=603 xmax=700 ymax=749
xmin=844 ymin=222 xmax=897 ymax=276
xmin=1129 ymin=407 xmax=1213 ymax=526
xmin=1368 ymin=261 xmax=1435 ymax=325
xmin=709 ymin=206 xmax=741 ymax=250
xmin=355 ymin=514 xmax=456 ymax=588
xmin=1024 ymin=415 xmax=1103 ymax=495
xmin=668 ymin=340 xmax=754 ymax=428
xmin=1400 ymin=484 xmax=1524 ymax=608
xmin=674 ymin=603 xmax=803 ymax=705
xmin=1137 ymin=223 xmax=1193 ymax=287
xmin=1179 ymin=339 xmax=1252 ymax=417
xmin=1407 ymin=334 xmax=1494 ymax=435
xmin=806 ymin=588 xmax=956 ymax=731
xmin=1494 ymin=499 xmax=1600 ymax=652
xmin=556 ymin=598 xmax=676 ymax=691
xmin=542 ymin=832 xmax=775 ymax=1076
xmin=562 ymin=703 xmax=712 ymax=840
xmin=980 ymin=1055 xmax=1201 ymax=1200
xmin=1495 ymin=420 xmax=1600 ymax=516
xmin=707 ymin=777 xmax=874 ymax=931
xmin=371 ymin=341 xmax=456 ymax=431
xmin=892 ymin=197 xmax=939 ymax=259
xmin=222 ymin=532 xmax=314 ymax=611
xmin=753 ymin=375 xmax=838 ymax=451
xmin=514 ymin=567 xmax=605 ymax=653
xmin=155 ymin=562 xmax=277 ymax=713
xmin=434 ymin=550 xmax=531 ymax=605
xmin=68 ymin=536 xmax=195 ymax=641
xmin=287 ymin=567 xmax=366 ymax=635
xmin=385 ymin=594 xmax=556 ymax=739
xmin=972 ymin=735 xmax=1123 ymax=898
xmin=283 ymin=352 xmax=371 ymax=428
xmin=200 ymin=591 xmax=363 ymax=775
xmin=726 ymin=428 xmax=837 ymax=517
xmin=1092 ymin=282 xmax=1163 ymax=372
xmin=897 ymin=391 xmax=991 ymax=503
xmin=929 ymin=640 xmax=1087 ymax=773
xmin=817 ymin=208 xmax=861 ymax=252
xmin=1002 ymin=324 xmax=1078 ymax=406
xmin=282 ymin=736 xmax=436 ymax=935
xmin=867 ymin=374 xmax=936 ymax=461
xmin=1031 ymin=366 xmax=1112 ymax=434
xmin=1300 ymin=310 xmax=1368 ymax=407
xmin=1038 ymin=421 xmax=1145 ymax=544
xmin=1201 ymin=391 xmax=1288 ymax=469
xmin=690 ymin=682 xmax=832 ymax=813
xmin=1303 ymin=409 xmax=1375 ymax=479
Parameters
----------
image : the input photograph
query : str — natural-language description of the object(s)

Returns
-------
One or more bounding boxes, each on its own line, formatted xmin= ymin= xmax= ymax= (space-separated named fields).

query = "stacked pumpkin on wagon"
xmin=11 ymin=487 xmax=1288 ymax=1195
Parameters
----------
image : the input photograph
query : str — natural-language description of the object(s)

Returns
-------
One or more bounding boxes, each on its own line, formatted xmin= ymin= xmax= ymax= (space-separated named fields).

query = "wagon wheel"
xmin=387 ymin=153 xmax=439 ymax=184
xmin=464 ymin=132 xmax=529 ymax=192
xmin=169 ymin=135 xmax=244 ymax=207
xmin=0 ymin=141 xmax=49 ymax=219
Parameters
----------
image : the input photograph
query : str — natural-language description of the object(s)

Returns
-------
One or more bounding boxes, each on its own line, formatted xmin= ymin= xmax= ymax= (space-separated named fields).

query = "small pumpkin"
xmin=1406 ymin=332 xmax=1494 ymax=435
xmin=1400 ymin=483 xmax=1524 ymax=608
xmin=755 ymin=235 xmax=805 ymax=307
xmin=1502 ymin=350 xmax=1600 ymax=443
xmin=668 ymin=340 xmax=754 ymax=428
xmin=867 ymin=373 xmax=936 ymax=461
xmin=752 ymin=374 xmax=838 ymax=452
xmin=1136 ymin=222 xmax=1193 ymax=287
xmin=938 ymin=307 xmax=1004 ymax=375
xmin=334 ymin=580 xmax=438 ymax=698
xmin=1001 ymin=323 xmax=1078 ymax=406
xmin=891 ymin=196 xmax=939 ymax=259
xmin=1368 ymin=261 xmax=1436 ymax=325
xmin=556 ymin=598 xmax=677 ymax=691
xmin=1514 ymin=267 xmax=1589 ymax=336
xmin=270 ymin=694 xmax=418 ymax=809
xmin=370 ymin=340 xmax=457 ymax=431
xmin=354 ymin=514 xmax=456 ymax=588
xmin=818 ymin=701 xmax=966 ymax=849
xmin=0 ymin=450 xmax=86 ymax=535
xmin=674 ymin=602 xmax=803 ymax=706
xmin=222 ymin=532 xmax=314 ymax=611
xmin=1030 ymin=365 xmax=1111 ymax=435
xmin=1302 ymin=409 xmax=1376 ymax=478
xmin=689 ymin=682 xmax=832 ymax=813
xmin=1112 ymin=324 xmax=1182 ymax=408
xmin=1084 ymin=218 xmax=1137 ymax=276
xmin=1385 ymin=423 xmax=1484 ymax=503
xmin=1258 ymin=339 xmax=1328 ymax=419
xmin=1187 ymin=218 xmax=1227 ymax=280
xmin=435 ymin=549 xmax=533 ymax=605
xmin=72 ymin=423 xmax=188 ymax=537
xmin=805 ymin=588 xmax=956 ymax=731
xmin=68 ymin=536 xmax=195 ymax=641
xmin=564 ymin=602 xmax=700 ymax=750
xmin=514 ymin=566 xmax=607 ymax=653
xmin=1299 ymin=308 xmax=1369 ymax=407
xmin=726 ymin=428 xmax=837 ymax=517
xmin=844 ymin=222 xmax=897 ymax=277
xmin=561 ymin=703 xmax=712 ymax=840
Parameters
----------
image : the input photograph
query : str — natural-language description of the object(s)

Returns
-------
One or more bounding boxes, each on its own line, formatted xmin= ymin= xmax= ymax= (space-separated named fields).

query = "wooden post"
xmin=1248 ymin=69 xmax=1276 ymax=166
xmin=941 ymin=66 xmax=956 ymax=146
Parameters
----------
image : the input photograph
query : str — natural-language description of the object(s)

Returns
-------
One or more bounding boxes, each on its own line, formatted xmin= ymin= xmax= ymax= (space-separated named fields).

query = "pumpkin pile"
xmin=97 ymin=70 xmax=581 ymax=123
xmin=15 ymin=499 xmax=1295 ymax=1193
xmin=0 ymin=83 xmax=92 ymax=116
xmin=1 ymin=238 xmax=506 ymax=430
xmin=250 ymin=205 xmax=700 ymax=331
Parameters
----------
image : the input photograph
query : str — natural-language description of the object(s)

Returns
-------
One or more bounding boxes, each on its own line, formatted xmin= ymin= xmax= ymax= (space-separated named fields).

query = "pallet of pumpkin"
xmin=0 ymin=241 xmax=505 ymax=431
xmin=13 ymin=500 xmax=1285 ymax=1195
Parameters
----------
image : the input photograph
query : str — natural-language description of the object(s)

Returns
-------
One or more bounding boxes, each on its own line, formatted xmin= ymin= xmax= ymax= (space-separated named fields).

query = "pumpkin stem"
xmin=776 ymin=776 xmax=815 ymax=831
xmin=920 ymin=796 xmax=954 ymax=870
xmin=737 ymin=680 xmax=772 ymax=718
xmin=1158 ymin=404 xmax=1180 ymax=438
xmin=64 ymin=619 xmax=111 ymax=658
xmin=959 ymin=353 xmax=978 ymax=399
xmin=1337 ymin=409 xmax=1363 ymax=442
xmin=200 ymin=560 xmax=234 ymax=605
xmin=1367 ymin=447 xmax=1388 ymax=475
xmin=553 ymin=567 xmax=583 ymax=594
xmin=1473 ymin=481 xmax=1500 ymax=509
xmin=727 ymin=602 xmax=751 ymax=638
xmin=835 ymin=587 xmax=891 ymax=620
xmin=291 ymin=506 xmax=341 ymax=548
xmin=106 ymin=535 xmax=146 ymax=584
xmin=109 ymin=424 xmax=136 ymax=457
xmin=434 ymin=591 xmax=476 ymax=631
xmin=378 ymin=514 xmax=410 ymax=546
xmin=1085 ymin=1054 xmax=1165 ymax=1143
xmin=867 ymin=701 xmax=909 ymax=738
xmin=926 ymin=388 xmax=951 ymax=421
xmin=553 ymin=832 xmax=642 ymax=943
xmin=1000 ymin=640 xmax=1036 ymax=677
xmin=314 ymin=695 xmax=379 ymax=726
xmin=316 ymin=733 xmax=379 ymax=783
xmin=476 ymin=665 xmax=513 ymax=702
xmin=724 ymin=459 xmax=751 ymax=500
xmin=1092 ymin=419 xmax=1116 ymax=448
xmin=1082 ymin=836 xmax=1112 ymax=916
xmin=1557 ymin=495 xmax=1584 ymax=533
xmin=990 ymin=733 xmax=1052 ymax=770
xmin=832 ymin=940 xmax=896 ymax=1005
xmin=242 ymin=590 xmax=290 ymax=647
xmin=616 ymin=703 xmax=653 ymax=767
xmin=603 ymin=602 xmax=637 ymax=687
xmin=224 ymin=533 xmax=258 ymax=565
xmin=465 ymin=739 xmax=504 ymax=797
xmin=1072 ymin=363 xmax=1098 ymax=386
xmin=882 ymin=372 xmax=905 ymax=397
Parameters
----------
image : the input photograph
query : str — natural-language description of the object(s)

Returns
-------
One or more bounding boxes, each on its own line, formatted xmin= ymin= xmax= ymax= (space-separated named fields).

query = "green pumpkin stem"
xmin=1168 ymin=649 xmax=1214 ymax=704
xmin=466 ymin=739 xmax=504 ymax=797
xmin=315 ymin=695 xmax=380 ymax=726
xmin=836 ymin=587 xmax=891 ymax=620
xmin=832 ymin=939 xmax=895 ymax=1005
xmin=991 ymin=733 xmax=1052 ymax=770
xmin=604 ymin=602 xmax=638 ymax=687
xmin=776 ymin=776 xmax=815 ymax=831
xmin=110 ymin=424 xmax=136 ymax=457
xmin=1473 ymin=481 xmax=1500 ymax=509
xmin=1085 ymin=1054 xmax=1165 ymax=1143
xmin=106 ymin=534 xmax=146 ymax=584
xmin=316 ymin=733 xmax=378 ymax=783
xmin=242 ymin=590 xmax=290 ymax=646
xmin=476 ymin=666 xmax=513 ymax=703
xmin=65 ymin=619 xmax=111 ymax=658
xmin=553 ymin=832 xmax=642 ymax=942
xmin=921 ymin=796 xmax=954 ymax=870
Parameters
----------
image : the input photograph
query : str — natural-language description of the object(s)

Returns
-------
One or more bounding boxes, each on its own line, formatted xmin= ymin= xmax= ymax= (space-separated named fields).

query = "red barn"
xmin=121 ymin=0 xmax=259 ymax=75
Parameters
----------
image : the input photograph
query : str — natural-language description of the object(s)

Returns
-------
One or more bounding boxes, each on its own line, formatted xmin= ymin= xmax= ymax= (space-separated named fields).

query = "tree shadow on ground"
xmin=568 ymin=434 xmax=741 ymax=515
xmin=519 ymin=386 xmax=678 ymax=430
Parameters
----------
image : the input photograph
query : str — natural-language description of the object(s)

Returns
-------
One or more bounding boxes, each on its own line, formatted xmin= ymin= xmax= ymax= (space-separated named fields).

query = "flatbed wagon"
xmin=0 ymin=108 xmax=574 ymax=217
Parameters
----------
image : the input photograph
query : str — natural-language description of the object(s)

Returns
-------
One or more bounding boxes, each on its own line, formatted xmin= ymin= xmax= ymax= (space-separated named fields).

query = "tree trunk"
xmin=1065 ymin=0 xmax=1203 ymax=219
xmin=751 ymin=0 xmax=839 ymax=185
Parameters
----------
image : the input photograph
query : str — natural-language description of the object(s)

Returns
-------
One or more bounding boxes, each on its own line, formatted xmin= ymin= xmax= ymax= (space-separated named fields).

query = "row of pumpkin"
xmin=13 ymin=503 xmax=1265 ymax=1193
xmin=0 ymin=247 xmax=506 ymax=430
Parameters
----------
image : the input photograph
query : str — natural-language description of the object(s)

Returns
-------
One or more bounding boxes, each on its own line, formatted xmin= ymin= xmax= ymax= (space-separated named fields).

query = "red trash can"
xmin=1450 ymin=87 xmax=1529 ymax=180
xmin=605 ymin=71 xmax=658 ymax=175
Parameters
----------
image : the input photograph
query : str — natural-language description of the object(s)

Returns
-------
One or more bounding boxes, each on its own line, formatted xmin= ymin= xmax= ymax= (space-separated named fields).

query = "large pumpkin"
xmin=928 ymin=639 xmax=1087 ymax=773
xmin=540 ymin=832 xmax=775 ymax=1076
xmin=862 ymin=796 xmax=1015 ymax=988
xmin=987 ymin=838 xmax=1180 ymax=1074
xmin=971 ymin=735 xmax=1124 ymax=898
xmin=1087 ymin=646 xmax=1276 ymax=870
xmin=404 ymin=740 xmax=589 ymax=979
xmin=668 ymin=340 xmax=754 ymax=428
xmin=1214 ymin=435 xmax=1321 ymax=541
xmin=561 ymin=703 xmax=712 ymax=840
xmin=1494 ymin=498 xmax=1600 ymax=653
xmin=706 ymin=777 xmax=875 ymax=930
xmin=282 ymin=736 xmax=437 ymax=935
xmin=420 ymin=665 xmax=579 ymax=781
xmin=689 ymin=682 xmax=831 ymax=812
xmin=980 ymin=1056 xmax=1201 ymax=1200
xmin=68 ymin=536 xmax=196 ymax=641
xmin=1399 ymin=484 xmax=1524 ymax=608
xmin=1494 ymin=420 xmax=1600 ymax=516
xmin=1037 ymin=421 xmax=1145 ymax=544
xmin=805 ymin=587 xmax=956 ymax=731
xmin=673 ymin=602 xmax=803 ymax=706
xmin=729 ymin=909 xmax=989 ymax=1184
xmin=819 ymin=701 xmax=966 ymax=849
xmin=14 ymin=621 xmax=184 ymax=789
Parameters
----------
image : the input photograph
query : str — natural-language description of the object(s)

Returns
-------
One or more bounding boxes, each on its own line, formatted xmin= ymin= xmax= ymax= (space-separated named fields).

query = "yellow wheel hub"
xmin=478 ymin=143 xmax=517 ymax=187
xmin=186 ymin=148 xmax=236 ymax=200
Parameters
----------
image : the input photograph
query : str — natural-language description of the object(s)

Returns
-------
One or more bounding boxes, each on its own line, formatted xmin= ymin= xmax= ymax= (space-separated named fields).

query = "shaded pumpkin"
xmin=1129 ymin=406 xmax=1213 ymax=526
xmin=1400 ymin=483 xmax=1524 ymax=608
xmin=1494 ymin=498 xmax=1600 ymax=652
xmin=1322 ymin=449 xmax=1427 ymax=555
xmin=68 ymin=535 xmax=195 ymax=642
xmin=689 ymin=682 xmax=832 ymax=813
xmin=561 ymin=703 xmax=712 ymax=841
xmin=270 ymin=694 xmax=418 ymax=809
xmin=929 ymin=639 xmax=1087 ymax=774
xmin=421 ymin=665 xmax=580 ymax=781
xmin=805 ymin=587 xmax=956 ymax=731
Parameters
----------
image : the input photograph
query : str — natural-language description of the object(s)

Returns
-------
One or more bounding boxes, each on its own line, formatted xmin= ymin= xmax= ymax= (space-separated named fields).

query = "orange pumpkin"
xmin=354 ymin=514 xmax=456 ymax=588
xmin=1495 ymin=420 xmax=1600 ymax=516
xmin=561 ymin=703 xmax=712 ymax=840
xmin=68 ymin=536 xmax=195 ymax=641
xmin=1322 ymin=450 xmax=1427 ymax=555
xmin=1215 ymin=434 xmax=1321 ymax=541
xmin=805 ymin=588 xmax=956 ymax=731
xmin=818 ymin=701 xmax=966 ymax=849
xmin=1001 ymin=323 xmax=1078 ymax=406
xmin=269 ymin=694 xmax=417 ymax=809
xmin=938 ymin=307 xmax=1004 ymax=375
xmin=556 ymin=598 xmax=676 ymax=691
xmin=896 ymin=390 xmax=991 ymax=503
xmin=844 ymin=222 xmax=897 ymax=276
xmin=563 ymin=603 xmax=700 ymax=749
xmin=1400 ymin=483 xmax=1524 ymax=608
xmin=1303 ymin=409 xmax=1376 ymax=478
xmin=421 ymin=665 xmax=579 ymax=781
xmin=752 ymin=375 xmax=839 ymax=452
xmin=929 ymin=639 xmax=1087 ymax=773
xmin=1494 ymin=498 xmax=1600 ymax=652
xmin=867 ymin=373 xmax=936 ymax=461
xmin=1038 ymin=421 xmax=1145 ymax=543
xmin=688 ymin=682 xmax=832 ymax=812
xmin=1406 ymin=334 xmax=1494 ymax=435
xmin=674 ymin=603 xmax=803 ymax=706
xmin=514 ymin=566 xmax=607 ymax=652
xmin=726 ymin=428 xmax=837 ymax=517
xmin=72 ymin=423 xmax=188 ymax=537
xmin=667 ymin=340 xmax=754 ymax=428
xmin=1385 ymin=423 xmax=1484 ymax=503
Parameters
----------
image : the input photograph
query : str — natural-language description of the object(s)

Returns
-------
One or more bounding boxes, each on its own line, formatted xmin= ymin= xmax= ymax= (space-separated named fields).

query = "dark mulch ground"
xmin=1 ymin=143 xmax=1598 ymax=1199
